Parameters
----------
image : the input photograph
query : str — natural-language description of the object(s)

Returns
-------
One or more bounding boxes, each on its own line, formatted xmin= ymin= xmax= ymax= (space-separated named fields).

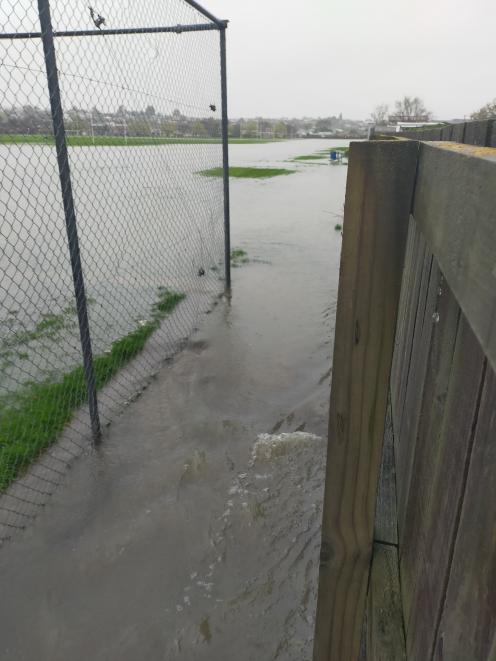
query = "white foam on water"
xmin=252 ymin=431 xmax=322 ymax=462
xmin=172 ymin=429 xmax=326 ymax=659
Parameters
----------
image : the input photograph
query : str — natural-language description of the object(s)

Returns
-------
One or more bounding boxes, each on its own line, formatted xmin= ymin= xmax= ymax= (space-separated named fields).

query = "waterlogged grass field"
xmin=231 ymin=248 xmax=249 ymax=267
xmin=292 ymin=147 xmax=350 ymax=163
xmin=0 ymin=289 xmax=184 ymax=491
xmin=0 ymin=137 xmax=348 ymax=493
xmin=293 ymin=154 xmax=328 ymax=161
xmin=0 ymin=134 xmax=277 ymax=147
xmin=200 ymin=166 xmax=296 ymax=179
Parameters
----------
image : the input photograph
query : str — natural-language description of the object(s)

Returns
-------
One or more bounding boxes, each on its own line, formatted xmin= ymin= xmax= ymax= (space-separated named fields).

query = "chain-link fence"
xmin=0 ymin=0 xmax=230 ymax=543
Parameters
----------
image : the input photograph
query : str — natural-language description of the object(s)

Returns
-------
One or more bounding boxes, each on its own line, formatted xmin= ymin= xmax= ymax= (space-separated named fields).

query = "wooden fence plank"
xmin=396 ymin=254 xmax=440 ymax=541
xmin=391 ymin=223 xmax=427 ymax=443
xmin=399 ymin=120 xmax=496 ymax=146
xmin=358 ymin=609 xmax=367 ymax=660
xmin=413 ymin=141 xmax=496 ymax=375
xmin=366 ymin=544 xmax=406 ymax=661
xmin=397 ymin=277 xmax=458 ymax=654
xmin=464 ymin=119 xmax=492 ymax=146
xmin=374 ymin=401 xmax=398 ymax=545
xmin=313 ymin=140 xmax=418 ymax=661
xmin=401 ymin=277 xmax=460 ymax=646
xmin=488 ymin=121 xmax=496 ymax=148
xmin=440 ymin=125 xmax=454 ymax=141
xmin=394 ymin=235 xmax=429 ymax=440
xmin=402 ymin=309 xmax=486 ymax=660
xmin=390 ymin=217 xmax=418 ymax=430
xmin=451 ymin=122 xmax=466 ymax=143
xmin=434 ymin=366 xmax=496 ymax=661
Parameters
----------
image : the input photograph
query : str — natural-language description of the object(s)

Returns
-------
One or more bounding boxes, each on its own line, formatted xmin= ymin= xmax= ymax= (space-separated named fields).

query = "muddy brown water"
xmin=0 ymin=139 xmax=347 ymax=660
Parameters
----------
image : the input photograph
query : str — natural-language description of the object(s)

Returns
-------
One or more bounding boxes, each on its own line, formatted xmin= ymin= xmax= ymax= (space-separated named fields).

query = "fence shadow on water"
xmin=0 ymin=0 xmax=230 ymax=542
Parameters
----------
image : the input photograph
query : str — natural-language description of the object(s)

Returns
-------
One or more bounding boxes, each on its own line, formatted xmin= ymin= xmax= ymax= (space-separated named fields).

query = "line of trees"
xmin=370 ymin=96 xmax=432 ymax=125
xmin=0 ymin=106 xmax=369 ymax=140
xmin=370 ymin=95 xmax=496 ymax=124
xmin=471 ymin=98 xmax=496 ymax=120
xmin=0 ymin=105 xmax=223 ymax=138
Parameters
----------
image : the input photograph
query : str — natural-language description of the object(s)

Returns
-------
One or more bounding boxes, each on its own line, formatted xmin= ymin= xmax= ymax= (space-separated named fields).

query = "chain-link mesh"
xmin=0 ymin=0 xmax=226 ymax=543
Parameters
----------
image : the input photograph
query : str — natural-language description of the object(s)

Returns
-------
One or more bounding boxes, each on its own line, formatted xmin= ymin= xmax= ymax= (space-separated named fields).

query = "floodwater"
xmin=0 ymin=140 xmax=224 ymax=391
xmin=0 ymin=139 xmax=347 ymax=660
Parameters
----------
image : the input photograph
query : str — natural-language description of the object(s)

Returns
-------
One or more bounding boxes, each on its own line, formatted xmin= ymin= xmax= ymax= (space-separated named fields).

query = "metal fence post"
xmin=37 ymin=0 xmax=101 ymax=443
xmin=220 ymin=23 xmax=231 ymax=290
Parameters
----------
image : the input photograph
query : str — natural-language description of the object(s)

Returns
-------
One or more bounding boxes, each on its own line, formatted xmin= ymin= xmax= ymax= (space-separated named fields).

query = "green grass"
xmin=1 ymin=304 xmax=78 ymax=375
xmin=199 ymin=166 xmax=296 ymax=179
xmin=0 ymin=134 xmax=277 ymax=147
xmin=231 ymin=248 xmax=249 ymax=267
xmin=293 ymin=154 xmax=327 ymax=161
xmin=291 ymin=147 xmax=350 ymax=163
xmin=0 ymin=288 xmax=184 ymax=491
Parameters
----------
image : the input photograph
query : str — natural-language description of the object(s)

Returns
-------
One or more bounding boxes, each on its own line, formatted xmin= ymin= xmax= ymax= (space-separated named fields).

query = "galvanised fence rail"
xmin=0 ymin=0 xmax=230 ymax=542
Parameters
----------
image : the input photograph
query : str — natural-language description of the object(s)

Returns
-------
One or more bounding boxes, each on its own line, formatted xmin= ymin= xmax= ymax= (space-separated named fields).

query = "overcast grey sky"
xmin=205 ymin=0 xmax=494 ymax=120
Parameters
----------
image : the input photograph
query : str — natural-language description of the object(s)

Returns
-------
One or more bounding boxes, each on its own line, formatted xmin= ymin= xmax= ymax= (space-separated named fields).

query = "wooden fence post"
xmin=313 ymin=140 xmax=418 ymax=661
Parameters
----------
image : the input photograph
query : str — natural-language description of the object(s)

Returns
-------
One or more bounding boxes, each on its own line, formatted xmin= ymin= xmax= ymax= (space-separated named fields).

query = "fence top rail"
xmin=412 ymin=140 xmax=496 ymax=373
xmin=0 ymin=22 xmax=221 ymax=40
xmin=182 ymin=0 xmax=226 ymax=27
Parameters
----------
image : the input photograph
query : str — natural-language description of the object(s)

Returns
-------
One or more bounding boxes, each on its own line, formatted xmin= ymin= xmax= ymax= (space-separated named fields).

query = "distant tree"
xmin=392 ymin=96 xmax=431 ymax=121
xmin=229 ymin=121 xmax=241 ymax=138
xmin=243 ymin=120 xmax=258 ymax=138
xmin=285 ymin=122 xmax=296 ymax=138
xmin=127 ymin=119 xmax=149 ymax=136
xmin=370 ymin=103 xmax=389 ymax=125
xmin=202 ymin=117 xmax=221 ymax=138
xmin=191 ymin=120 xmax=208 ymax=137
xmin=471 ymin=98 xmax=496 ymax=120
xmin=274 ymin=121 xmax=287 ymax=138
xmin=145 ymin=105 xmax=156 ymax=116
xmin=160 ymin=119 xmax=176 ymax=136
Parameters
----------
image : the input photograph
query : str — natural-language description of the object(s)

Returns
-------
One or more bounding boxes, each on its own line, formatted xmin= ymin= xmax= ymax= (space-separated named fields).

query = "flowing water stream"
xmin=0 ymin=138 xmax=347 ymax=660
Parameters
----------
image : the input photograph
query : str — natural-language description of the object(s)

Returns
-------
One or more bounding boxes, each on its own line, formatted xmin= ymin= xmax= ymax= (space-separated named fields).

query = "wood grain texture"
xmin=413 ymin=141 xmax=496 ymax=374
xmin=402 ymin=308 xmax=486 ymax=660
xmin=396 ymin=255 xmax=440 ymax=544
xmin=366 ymin=544 xmax=406 ymax=661
xmin=390 ymin=217 xmax=419 ymax=433
xmin=374 ymin=402 xmax=398 ymax=546
xmin=313 ymin=140 xmax=418 ymax=661
xmin=358 ymin=608 xmax=368 ymax=661
xmin=434 ymin=367 xmax=496 ymax=661
xmin=391 ymin=221 xmax=428 ymax=444
xmin=401 ymin=276 xmax=461 ymax=643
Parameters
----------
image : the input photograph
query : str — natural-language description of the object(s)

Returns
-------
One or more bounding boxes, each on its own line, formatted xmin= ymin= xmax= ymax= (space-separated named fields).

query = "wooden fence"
xmin=397 ymin=118 xmax=496 ymax=147
xmin=313 ymin=125 xmax=496 ymax=661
